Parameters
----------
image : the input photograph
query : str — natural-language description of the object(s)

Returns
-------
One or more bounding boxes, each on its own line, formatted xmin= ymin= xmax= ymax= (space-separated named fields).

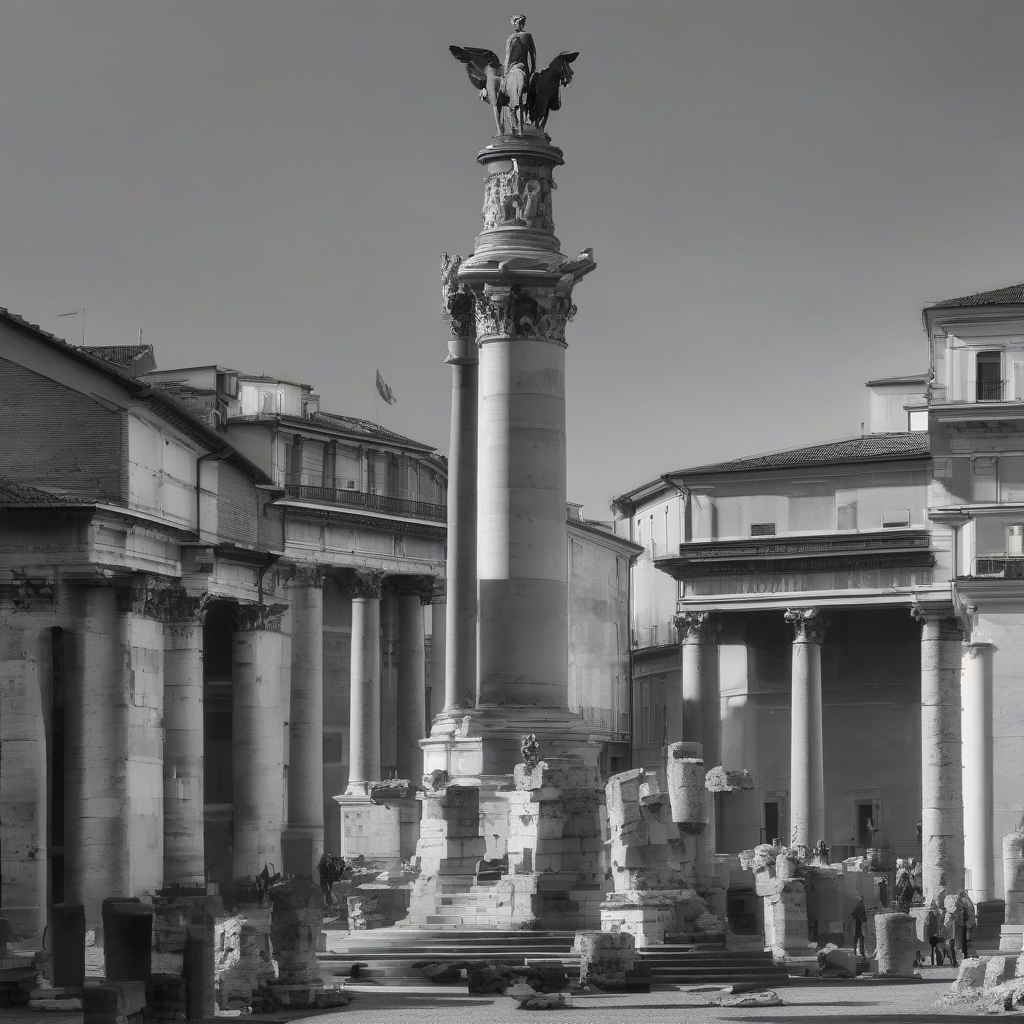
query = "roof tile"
xmin=930 ymin=283 xmax=1024 ymax=309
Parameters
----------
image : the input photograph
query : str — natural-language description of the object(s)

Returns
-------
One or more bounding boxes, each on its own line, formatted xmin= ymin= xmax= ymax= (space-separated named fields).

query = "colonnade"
xmin=673 ymin=603 xmax=993 ymax=906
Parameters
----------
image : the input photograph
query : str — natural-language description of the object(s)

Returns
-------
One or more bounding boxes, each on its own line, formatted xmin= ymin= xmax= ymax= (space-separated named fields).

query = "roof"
xmin=80 ymin=345 xmax=156 ymax=374
xmin=670 ymin=432 xmax=930 ymax=477
xmin=865 ymin=373 xmax=929 ymax=387
xmin=0 ymin=308 xmax=271 ymax=485
xmin=930 ymin=282 xmax=1024 ymax=309
xmin=0 ymin=478 xmax=91 ymax=506
xmin=310 ymin=411 xmax=433 ymax=450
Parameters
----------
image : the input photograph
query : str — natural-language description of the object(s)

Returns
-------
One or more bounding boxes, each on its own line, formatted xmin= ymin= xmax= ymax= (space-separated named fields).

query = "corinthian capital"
xmin=674 ymin=611 xmax=718 ymax=644
xmin=785 ymin=607 xmax=827 ymax=645
xmin=284 ymin=564 xmax=326 ymax=589
xmin=336 ymin=568 xmax=386 ymax=601
xmin=234 ymin=602 xmax=288 ymax=633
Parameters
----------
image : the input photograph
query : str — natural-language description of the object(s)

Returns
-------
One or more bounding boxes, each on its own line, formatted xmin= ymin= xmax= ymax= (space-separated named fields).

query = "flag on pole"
xmin=375 ymin=370 xmax=397 ymax=406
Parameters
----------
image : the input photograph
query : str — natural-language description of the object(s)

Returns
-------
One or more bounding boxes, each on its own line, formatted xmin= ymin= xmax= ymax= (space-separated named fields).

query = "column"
xmin=397 ymin=583 xmax=429 ymax=781
xmin=232 ymin=602 xmax=286 ymax=880
xmin=785 ymin=607 xmax=826 ymax=853
xmin=429 ymin=582 xmax=447 ymax=721
xmin=913 ymin=606 xmax=964 ymax=906
xmin=441 ymin=300 xmax=478 ymax=711
xmin=344 ymin=570 xmax=384 ymax=795
xmin=962 ymin=638 xmax=994 ymax=902
xmin=163 ymin=591 xmax=206 ymax=886
xmin=380 ymin=590 xmax=399 ymax=775
xmin=284 ymin=567 xmax=325 ymax=879
xmin=65 ymin=585 xmax=131 ymax=930
xmin=674 ymin=611 xmax=720 ymax=766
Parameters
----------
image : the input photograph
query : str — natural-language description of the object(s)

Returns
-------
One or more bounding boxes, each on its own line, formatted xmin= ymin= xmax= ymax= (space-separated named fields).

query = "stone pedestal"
xmin=1000 ymin=831 xmax=1024 ymax=950
xmin=151 ymin=888 xmax=216 ymax=1021
xmin=751 ymin=845 xmax=810 ymax=957
xmin=335 ymin=797 xmax=400 ymax=865
xmin=268 ymin=879 xmax=323 ymax=990
xmin=874 ymin=912 xmax=917 ymax=976
xmin=213 ymin=906 xmax=274 ymax=1011
xmin=574 ymin=932 xmax=648 ymax=991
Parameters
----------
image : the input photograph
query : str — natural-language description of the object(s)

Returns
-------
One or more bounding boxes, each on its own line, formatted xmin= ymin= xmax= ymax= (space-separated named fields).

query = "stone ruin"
xmin=600 ymin=743 xmax=726 ymax=947
xmin=941 ymin=953 xmax=1024 ymax=1014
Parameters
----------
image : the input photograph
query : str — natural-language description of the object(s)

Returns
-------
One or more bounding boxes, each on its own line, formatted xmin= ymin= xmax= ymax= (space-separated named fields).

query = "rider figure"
xmin=505 ymin=14 xmax=536 ymax=84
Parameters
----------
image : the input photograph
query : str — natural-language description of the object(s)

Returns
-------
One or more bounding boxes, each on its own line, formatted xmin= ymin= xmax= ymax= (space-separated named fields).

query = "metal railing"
xmin=973 ymin=555 xmax=1024 ymax=578
xmin=283 ymin=484 xmax=446 ymax=521
xmin=977 ymin=380 xmax=1005 ymax=402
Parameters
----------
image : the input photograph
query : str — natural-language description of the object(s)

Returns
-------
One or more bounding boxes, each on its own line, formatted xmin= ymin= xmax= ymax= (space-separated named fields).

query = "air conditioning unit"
xmin=1009 ymin=525 xmax=1024 ymax=556
xmin=346 ymin=480 xmax=356 ymax=489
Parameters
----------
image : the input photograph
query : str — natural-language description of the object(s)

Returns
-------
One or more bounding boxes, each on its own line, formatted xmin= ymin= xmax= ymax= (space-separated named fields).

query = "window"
xmin=973 ymin=456 xmax=998 ymax=503
xmin=880 ymin=510 xmax=910 ymax=528
xmin=908 ymin=409 xmax=928 ymax=431
xmin=285 ymin=435 xmax=303 ymax=486
xmin=977 ymin=351 xmax=1003 ymax=402
xmin=837 ymin=502 xmax=857 ymax=530
xmin=750 ymin=522 xmax=776 ymax=536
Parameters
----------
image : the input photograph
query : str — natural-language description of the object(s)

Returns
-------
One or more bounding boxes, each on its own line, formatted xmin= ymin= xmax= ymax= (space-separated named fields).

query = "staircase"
xmin=318 ymin=927 xmax=791 ymax=989
xmin=973 ymin=899 xmax=1005 ymax=954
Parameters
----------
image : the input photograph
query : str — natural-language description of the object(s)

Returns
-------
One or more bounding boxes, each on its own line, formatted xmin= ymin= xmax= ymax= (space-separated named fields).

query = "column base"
xmin=332 ymin=794 xmax=421 ymax=866
xmin=281 ymin=825 xmax=325 ymax=880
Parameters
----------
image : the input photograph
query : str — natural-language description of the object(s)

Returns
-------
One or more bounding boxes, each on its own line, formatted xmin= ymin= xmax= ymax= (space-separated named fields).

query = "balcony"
xmin=283 ymin=484 xmax=446 ymax=521
xmin=972 ymin=555 xmax=1024 ymax=579
xmin=977 ymin=380 xmax=1005 ymax=403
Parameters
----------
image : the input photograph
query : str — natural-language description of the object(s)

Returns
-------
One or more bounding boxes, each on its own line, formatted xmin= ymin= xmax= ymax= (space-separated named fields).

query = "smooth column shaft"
xmin=790 ymin=640 xmax=824 ymax=851
xmin=920 ymin=617 xmax=964 ymax=904
xmin=397 ymin=595 xmax=426 ymax=781
xmin=962 ymin=642 xmax=994 ymax=902
xmin=681 ymin=639 xmax=720 ymax=767
xmin=477 ymin=336 xmax=568 ymax=707
xmin=347 ymin=596 xmax=381 ymax=793
xmin=232 ymin=628 xmax=284 ymax=878
xmin=286 ymin=584 xmax=324 ymax=875
xmin=163 ymin=619 xmax=204 ymax=885
xmin=445 ymin=360 xmax=478 ymax=710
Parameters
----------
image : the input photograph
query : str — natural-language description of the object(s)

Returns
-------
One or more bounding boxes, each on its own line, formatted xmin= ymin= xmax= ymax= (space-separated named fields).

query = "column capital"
xmin=283 ymin=564 xmax=327 ymax=589
xmin=674 ymin=611 xmax=719 ymax=644
xmin=785 ymin=607 xmax=828 ymax=645
xmin=393 ymin=575 xmax=437 ymax=605
xmin=234 ymin=601 xmax=287 ymax=633
xmin=474 ymin=283 xmax=577 ymax=347
xmin=911 ymin=603 xmax=964 ymax=640
xmin=962 ymin=637 xmax=993 ymax=659
xmin=336 ymin=568 xmax=385 ymax=601
xmin=117 ymin=578 xmax=210 ymax=622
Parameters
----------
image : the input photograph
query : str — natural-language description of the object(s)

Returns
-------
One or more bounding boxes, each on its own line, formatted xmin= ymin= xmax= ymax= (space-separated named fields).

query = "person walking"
xmin=851 ymin=895 xmax=867 ymax=957
xmin=942 ymin=899 xmax=959 ymax=967
xmin=958 ymin=891 xmax=976 ymax=959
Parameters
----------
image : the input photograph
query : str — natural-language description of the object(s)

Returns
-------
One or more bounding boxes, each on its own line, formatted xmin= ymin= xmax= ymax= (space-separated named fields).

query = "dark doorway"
xmin=764 ymin=801 xmax=780 ymax=844
xmin=856 ymin=802 xmax=875 ymax=846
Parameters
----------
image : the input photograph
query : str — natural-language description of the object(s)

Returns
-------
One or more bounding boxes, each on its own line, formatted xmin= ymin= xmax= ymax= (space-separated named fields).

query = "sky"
xmin=2 ymin=1 xmax=1024 ymax=518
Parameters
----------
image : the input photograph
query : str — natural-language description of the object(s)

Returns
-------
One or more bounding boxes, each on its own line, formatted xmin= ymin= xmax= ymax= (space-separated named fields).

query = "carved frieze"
xmin=284 ymin=564 xmax=327 ymax=589
xmin=674 ymin=611 xmax=718 ymax=645
xmin=784 ymin=607 xmax=828 ymax=645
xmin=475 ymin=284 xmax=576 ymax=343
xmin=234 ymin=602 xmax=288 ymax=633
xmin=117 ymin=579 xmax=209 ymax=622
xmin=481 ymin=160 xmax=555 ymax=233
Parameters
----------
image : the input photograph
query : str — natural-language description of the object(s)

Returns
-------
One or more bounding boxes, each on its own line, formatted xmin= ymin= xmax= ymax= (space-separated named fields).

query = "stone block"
xmin=665 ymin=750 xmax=706 ymax=827
xmin=952 ymin=957 xmax=989 ymax=991
xmin=985 ymin=955 xmax=1017 ymax=988
xmin=269 ymin=878 xmax=323 ymax=986
xmin=875 ymin=912 xmax=917 ymax=977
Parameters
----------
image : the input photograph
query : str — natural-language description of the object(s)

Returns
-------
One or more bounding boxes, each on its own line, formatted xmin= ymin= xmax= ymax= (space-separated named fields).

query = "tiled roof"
xmin=865 ymin=373 xmax=929 ymax=387
xmin=80 ymin=345 xmax=155 ymax=367
xmin=670 ymin=432 xmax=930 ymax=477
xmin=931 ymin=283 xmax=1024 ymax=309
xmin=0 ymin=479 xmax=89 ymax=506
xmin=309 ymin=411 xmax=433 ymax=450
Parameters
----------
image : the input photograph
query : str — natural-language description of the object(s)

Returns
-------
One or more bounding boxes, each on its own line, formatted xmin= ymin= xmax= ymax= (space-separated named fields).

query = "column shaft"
xmin=397 ymin=594 xmax=426 ymax=781
xmin=477 ymin=336 xmax=568 ymax=707
xmin=347 ymin=595 xmax=381 ymax=794
xmin=445 ymin=360 xmax=478 ymax=710
xmin=285 ymin=580 xmax=324 ymax=877
xmin=163 ymin=616 xmax=204 ymax=885
xmin=232 ymin=617 xmax=285 ymax=879
xmin=919 ymin=613 xmax=964 ymax=905
xmin=380 ymin=592 xmax=399 ymax=773
xmin=430 ymin=592 xmax=447 ymax=721
xmin=676 ymin=613 xmax=720 ymax=765
xmin=962 ymin=640 xmax=994 ymax=902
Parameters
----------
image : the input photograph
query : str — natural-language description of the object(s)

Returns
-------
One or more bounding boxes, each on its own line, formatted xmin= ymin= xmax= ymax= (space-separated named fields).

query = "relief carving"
xmin=440 ymin=252 xmax=477 ymax=344
xmin=234 ymin=602 xmax=288 ymax=633
xmin=475 ymin=284 xmax=576 ymax=343
xmin=481 ymin=159 xmax=554 ymax=233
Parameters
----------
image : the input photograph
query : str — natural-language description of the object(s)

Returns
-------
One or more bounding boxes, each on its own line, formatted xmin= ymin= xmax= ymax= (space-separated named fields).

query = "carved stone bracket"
xmin=911 ymin=604 xmax=964 ymax=641
xmin=284 ymin=564 xmax=327 ymax=589
xmin=234 ymin=602 xmax=288 ymax=633
xmin=674 ymin=611 xmax=719 ymax=645
xmin=336 ymin=568 xmax=386 ymax=601
xmin=784 ymin=607 xmax=828 ymax=645
xmin=475 ymin=284 xmax=576 ymax=344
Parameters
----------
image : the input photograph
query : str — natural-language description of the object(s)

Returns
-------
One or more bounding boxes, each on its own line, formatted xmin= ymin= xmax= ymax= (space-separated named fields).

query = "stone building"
xmin=614 ymin=280 xmax=1024 ymax=927
xmin=0 ymin=306 xmax=636 ymax=943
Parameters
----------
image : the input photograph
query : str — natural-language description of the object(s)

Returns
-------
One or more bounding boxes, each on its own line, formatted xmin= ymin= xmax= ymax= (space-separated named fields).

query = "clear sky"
xmin=2 ymin=1 xmax=1024 ymax=517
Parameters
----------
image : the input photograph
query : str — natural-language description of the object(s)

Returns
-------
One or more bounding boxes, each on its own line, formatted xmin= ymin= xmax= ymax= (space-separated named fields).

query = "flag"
xmin=375 ymin=370 xmax=397 ymax=406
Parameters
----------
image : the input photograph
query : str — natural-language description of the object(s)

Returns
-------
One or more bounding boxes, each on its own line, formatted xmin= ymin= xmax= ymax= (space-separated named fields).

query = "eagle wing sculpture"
xmin=528 ymin=51 xmax=579 ymax=131
xmin=449 ymin=45 xmax=503 ymax=91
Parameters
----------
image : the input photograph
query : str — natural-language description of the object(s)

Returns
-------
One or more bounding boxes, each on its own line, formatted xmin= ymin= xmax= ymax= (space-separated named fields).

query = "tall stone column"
xmin=344 ymin=571 xmax=384 ymax=795
xmin=380 ymin=589 xmax=399 ymax=775
xmin=396 ymin=582 xmax=430 ymax=782
xmin=785 ymin=607 xmax=826 ymax=853
xmin=913 ymin=606 xmax=964 ymax=905
xmin=440 ymin=281 xmax=479 ymax=712
xmin=232 ymin=602 xmax=287 ymax=880
xmin=673 ymin=611 xmax=720 ymax=766
xmin=283 ymin=567 xmax=325 ymax=879
xmin=429 ymin=582 xmax=447 ymax=722
xmin=962 ymin=638 xmax=994 ymax=902
xmin=163 ymin=590 xmax=206 ymax=886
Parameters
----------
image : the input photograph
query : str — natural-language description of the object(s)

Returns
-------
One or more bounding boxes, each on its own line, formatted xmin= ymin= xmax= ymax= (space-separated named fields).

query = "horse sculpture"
xmin=528 ymin=51 xmax=579 ymax=132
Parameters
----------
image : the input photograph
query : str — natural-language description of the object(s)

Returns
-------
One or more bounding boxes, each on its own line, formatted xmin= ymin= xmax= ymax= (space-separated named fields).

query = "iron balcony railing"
xmin=977 ymin=380 xmax=1005 ymax=402
xmin=283 ymin=484 xmax=446 ymax=521
xmin=973 ymin=555 xmax=1024 ymax=578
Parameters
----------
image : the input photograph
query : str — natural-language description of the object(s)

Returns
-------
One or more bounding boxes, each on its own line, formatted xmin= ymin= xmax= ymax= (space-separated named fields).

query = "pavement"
xmin=0 ymin=964 xmax=994 ymax=1023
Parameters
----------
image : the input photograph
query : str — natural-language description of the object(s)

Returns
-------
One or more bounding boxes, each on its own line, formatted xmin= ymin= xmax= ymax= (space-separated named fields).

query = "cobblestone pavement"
xmin=0 ymin=966 xmax=984 ymax=1023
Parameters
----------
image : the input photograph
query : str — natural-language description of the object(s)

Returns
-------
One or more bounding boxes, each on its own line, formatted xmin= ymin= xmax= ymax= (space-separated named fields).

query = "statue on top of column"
xmin=449 ymin=16 xmax=579 ymax=137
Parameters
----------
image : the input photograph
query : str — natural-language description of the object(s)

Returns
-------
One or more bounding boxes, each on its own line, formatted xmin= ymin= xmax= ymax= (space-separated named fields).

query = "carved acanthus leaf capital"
xmin=234 ymin=602 xmax=288 ymax=633
xmin=785 ymin=607 xmax=828 ymax=645
xmin=284 ymin=564 xmax=327 ymax=589
xmin=475 ymin=284 xmax=577 ymax=344
xmin=393 ymin=575 xmax=437 ymax=605
xmin=118 ymin=579 xmax=209 ymax=622
xmin=337 ymin=568 xmax=386 ymax=601
xmin=674 ymin=611 xmax=718 ymax=645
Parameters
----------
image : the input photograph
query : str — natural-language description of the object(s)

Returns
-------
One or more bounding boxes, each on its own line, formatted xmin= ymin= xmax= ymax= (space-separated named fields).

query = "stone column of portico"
xmin=396 ymin=583 xmax=430 ymax=782
xmin=232 ymin=602 xmax=287 ymax=879
xmin=962 ymin=638 xmax=994 ymax=903
xmin=283 ymin=567 xmax=325 ymax=878
xmin=673 ymin=611 xmax=721 ymax=767
xmin=429 ymin=582 xmax=447 ymax=721
xmin=344 ymin=571 xmax=384 ymax=795
xmin=163 ymin=590 xmax=206 ymax=886
xmin=913 ymin=606 xmax=965 ymax=906
xmin=785 ymin=607 xmax=827 ymax=854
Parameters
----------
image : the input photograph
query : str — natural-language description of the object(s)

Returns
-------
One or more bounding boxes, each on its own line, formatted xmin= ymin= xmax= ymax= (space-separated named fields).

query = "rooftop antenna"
xmin=57 ymin=307 xmax=86 ymax=347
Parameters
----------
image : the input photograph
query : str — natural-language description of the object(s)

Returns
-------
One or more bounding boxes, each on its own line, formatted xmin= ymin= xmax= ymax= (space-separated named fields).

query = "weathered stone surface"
xmin=214 ymin=907 xmax=276 ymax=1010
xmin=269 ymin=879 xmax=323 ymax=987
xmin=704 ymin=766 xmax=755 ymax=793
xmin=505 ymin=981 xmax=572 ymax=1009
xmin=665 ymin=746 xmax=706 ymax=827
xmin=874 ymin=912 xmax=917 ymax=977
xmin=718 ymin=988 xmax=783 ymax=1007
xmin=985 ymin=954 xmax=1017 ymax=989
xmin=952 ymin=957 xmax=988 ymax=991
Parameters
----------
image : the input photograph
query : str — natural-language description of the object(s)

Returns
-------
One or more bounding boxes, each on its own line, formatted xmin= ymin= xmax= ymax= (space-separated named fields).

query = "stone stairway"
xmin=318 ymin=927 xmax=791 ymax=988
